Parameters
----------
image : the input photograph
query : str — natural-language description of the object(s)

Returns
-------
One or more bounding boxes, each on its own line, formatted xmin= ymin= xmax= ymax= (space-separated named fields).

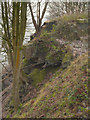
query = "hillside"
xmin=2 ymin=13 xmax=88 ymax=119
xmin=13 ymin=53 xmax=88 ymax=118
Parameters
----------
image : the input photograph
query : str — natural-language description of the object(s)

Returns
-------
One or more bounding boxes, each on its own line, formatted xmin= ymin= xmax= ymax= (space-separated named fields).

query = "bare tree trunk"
xmin=1 ymin=2 xmax=13 ymax=67
xmin=12 ymin=2 xmax=27 ymax=111
xmin=29 ymin=2 xmax=48 ymax=34
xmin=39 ymin=2 xmax=48 ymax=27
xmin=29 ymin=3 xmax=38 ymax=33
xmin=12 ymin=2 xmax=20 ymax=111
xmin=2 ymin=2 xmax=27 ymax=111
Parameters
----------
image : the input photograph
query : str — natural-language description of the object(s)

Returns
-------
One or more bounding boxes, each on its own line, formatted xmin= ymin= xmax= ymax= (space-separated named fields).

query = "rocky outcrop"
xmin=30 ymin=20 xmax=57 ymax=40
xmin=21 ymin=14 xmax=88 ymax=97
xmin=41 ymin=20 xmax=57 ymax=31
xmin=22 ymin=38 xmax=73 ymax=87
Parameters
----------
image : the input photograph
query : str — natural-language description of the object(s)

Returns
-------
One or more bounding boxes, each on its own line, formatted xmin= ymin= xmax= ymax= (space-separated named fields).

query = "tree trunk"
xmin=12 ymin=2 xmax=27 ymax=110
xmin=29 ymin=2 xmax=48 ymax=34
xmin=13 ymin=48 xmax=22 ymax=111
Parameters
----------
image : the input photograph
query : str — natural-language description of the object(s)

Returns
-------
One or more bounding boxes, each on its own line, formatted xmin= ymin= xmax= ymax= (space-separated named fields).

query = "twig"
xmin=0 ymin=62 xmax=9 ymax=72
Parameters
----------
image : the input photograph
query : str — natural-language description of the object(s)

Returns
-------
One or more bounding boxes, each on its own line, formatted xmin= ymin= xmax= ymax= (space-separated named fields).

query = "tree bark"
xmin=12 ymin=2 xmax=27 ymax=111
xmin=2 ymin=2 xmax=27 ymax=111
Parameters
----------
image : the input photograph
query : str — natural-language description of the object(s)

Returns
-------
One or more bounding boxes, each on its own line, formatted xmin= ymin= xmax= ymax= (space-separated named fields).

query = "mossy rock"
xmin=45 ymin=44 xmax=72 ymax=66
xmin=23 ymin=43 xmax=37 ymax=60
xmin=51 ymin=22 xmax=81 ymax=41
xmin=62 ymin=52 xmax=73 ymax=64
xmin=46 ymin=51 xmax=62 ymax=65
xmin=28 ymin=68 xmax=46 ymax=87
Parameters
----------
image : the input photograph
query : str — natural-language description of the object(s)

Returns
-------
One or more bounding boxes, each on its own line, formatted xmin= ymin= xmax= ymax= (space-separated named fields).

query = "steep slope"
xmin=13 ymin=53 xmax=88 ymax=118
xmin=3 ymin=13 xmax=88 ymax=118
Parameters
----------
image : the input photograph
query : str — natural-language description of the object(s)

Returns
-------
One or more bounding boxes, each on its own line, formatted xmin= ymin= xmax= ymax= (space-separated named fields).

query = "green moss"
xmin=22 ymin=58 xmax=28 ymax=66
xmin=51 ymin=45 xmax=57 ymax=51
xmin=46 ymin=53 xmax=54 ymax=62
xmin=23 ymin=58 xmax=27 ymax=63
xmin=46 ymin=66 xmax=59 ymax=74
xmin=6 ymin=114 xmax=10 ymax=118
xmin=19 ymin=113 xmax=26 ymax=118
xmin=46 ymin=50 xmax=62 ymax=64
xmin=62 ymin=51 xmax=72 ymax=64
xmin=29 ymin=69 xmax=46 ymax=87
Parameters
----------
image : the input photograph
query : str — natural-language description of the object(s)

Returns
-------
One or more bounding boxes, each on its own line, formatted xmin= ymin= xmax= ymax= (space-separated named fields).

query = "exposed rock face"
xmin=22 ymin=16 xmax=88 ymax=88
xmin=22 ymin=38 xmax=73 ymax=87
xmin=24 ymin=40 xmax=72 ymax=68
xmin=41 ymin=20 xmax=57 ymax=31
xmin=23 ymin=44 xmax=37 ymax=60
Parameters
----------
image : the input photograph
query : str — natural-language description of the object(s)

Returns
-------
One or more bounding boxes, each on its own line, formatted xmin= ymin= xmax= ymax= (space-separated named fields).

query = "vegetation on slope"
xmin=4 ymin=13 xmax=88 ymax=118
xmin=13 ymin=53 xmax=88 ymax=118
xmin=41 ymin=13 xmax=88 ymax=42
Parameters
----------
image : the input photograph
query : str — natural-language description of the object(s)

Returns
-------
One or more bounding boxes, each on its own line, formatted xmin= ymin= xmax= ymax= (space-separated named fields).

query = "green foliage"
xmin=78 ymin=106 xmax=86 ymax=112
